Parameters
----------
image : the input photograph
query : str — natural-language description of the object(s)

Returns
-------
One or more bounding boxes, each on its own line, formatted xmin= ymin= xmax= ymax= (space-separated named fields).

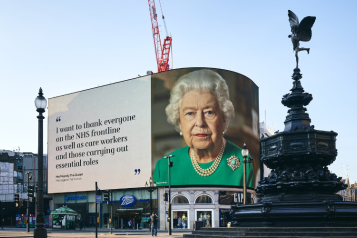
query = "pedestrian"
xmin=150 ymin=212 xmax=158 ymax=236
xmin=79 ymin=218 xmax=84 ymax=230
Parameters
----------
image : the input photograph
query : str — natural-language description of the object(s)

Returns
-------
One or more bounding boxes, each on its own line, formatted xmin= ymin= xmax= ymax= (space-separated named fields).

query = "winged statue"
xmin=288 ymin=10 xmax=316 ymax=68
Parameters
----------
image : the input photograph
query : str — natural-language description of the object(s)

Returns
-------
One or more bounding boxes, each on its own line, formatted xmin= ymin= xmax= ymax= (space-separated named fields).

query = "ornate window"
xmin=195 ymin=195 xmax=213 ymax=204
xmin=172 ymin=195 xmax=189 ymax=204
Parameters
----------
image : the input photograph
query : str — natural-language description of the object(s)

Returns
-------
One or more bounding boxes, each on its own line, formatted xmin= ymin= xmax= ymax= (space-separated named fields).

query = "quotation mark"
xmin=56 ymin=117 xmax=61 ymax=122
xmin=134 ymin=169 xmax=141 ymax=175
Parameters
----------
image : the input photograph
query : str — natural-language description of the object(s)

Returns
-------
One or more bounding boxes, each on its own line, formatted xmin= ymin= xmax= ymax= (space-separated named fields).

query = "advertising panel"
xmin=48 ymin=68 xmax=259 ymax=193
xmin=151 ymin=68 xmax=259 ymax=188
xmin=48 ymin=76 xmax=152 ymax=193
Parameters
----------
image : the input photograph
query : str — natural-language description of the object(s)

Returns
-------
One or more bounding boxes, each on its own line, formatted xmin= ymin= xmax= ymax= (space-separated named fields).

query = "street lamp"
xmin=145 ymin=177 xmax=157 ymax=216
xmin=163 ymin=155 xmax=174 ymax=235
xmin=241 ymin=143 xmax=252 ymax=205
xmin=33 ymin=88 xmax=47 ymax=238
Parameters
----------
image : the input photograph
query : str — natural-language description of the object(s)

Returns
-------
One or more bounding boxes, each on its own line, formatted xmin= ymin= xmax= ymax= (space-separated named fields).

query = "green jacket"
xmin=153 ymin=140 xmax=254 ymax=187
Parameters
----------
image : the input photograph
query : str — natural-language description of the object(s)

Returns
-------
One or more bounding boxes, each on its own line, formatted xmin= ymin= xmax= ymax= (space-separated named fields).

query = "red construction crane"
xmin=148 ymin=0 xmax=172 ymax=72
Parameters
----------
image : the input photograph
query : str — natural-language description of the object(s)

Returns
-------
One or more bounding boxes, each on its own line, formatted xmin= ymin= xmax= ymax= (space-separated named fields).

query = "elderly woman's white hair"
xmin=166 ymin=69 xmax=235 ymax=132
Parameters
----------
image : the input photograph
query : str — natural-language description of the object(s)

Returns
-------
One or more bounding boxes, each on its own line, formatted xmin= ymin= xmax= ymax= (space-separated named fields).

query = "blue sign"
xmin=95 ymin=195 xmax=102 ymax=203
xmin=65 ymin=195 xmax=86 ymax=201
xmin=140 ymin=199 xmax=150 ymax=202
xmin=119 ymin=195 xmax=136 ymax=207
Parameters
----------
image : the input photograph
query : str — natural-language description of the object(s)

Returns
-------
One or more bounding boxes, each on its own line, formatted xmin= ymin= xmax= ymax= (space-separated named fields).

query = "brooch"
xmin=227 ymin=156 xmax=241 ymax=171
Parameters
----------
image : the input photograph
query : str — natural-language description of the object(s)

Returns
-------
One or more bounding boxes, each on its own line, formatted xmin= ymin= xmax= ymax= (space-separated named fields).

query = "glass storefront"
xmin=196 ymin=210 xmax=212 ymax=228
xmin=53 ymin=188 xmax=158 ymax=229
xmin=172 ymin=211 xmax=188 ymax=228
xmin=219 ymin=209 xmax=233 ymax=227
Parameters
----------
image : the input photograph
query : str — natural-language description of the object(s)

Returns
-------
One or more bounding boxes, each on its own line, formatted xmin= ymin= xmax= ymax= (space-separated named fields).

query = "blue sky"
xmin=0 ymin=1 xmax=356 ymax=183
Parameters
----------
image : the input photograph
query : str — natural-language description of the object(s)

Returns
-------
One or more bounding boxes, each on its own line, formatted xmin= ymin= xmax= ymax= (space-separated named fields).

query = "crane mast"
xmin=148 ymin=0 xmax=172 ymax=72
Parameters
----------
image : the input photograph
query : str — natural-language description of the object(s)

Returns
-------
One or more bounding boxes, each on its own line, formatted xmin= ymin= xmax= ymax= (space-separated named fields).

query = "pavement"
xmin=0 ymin=227 xmax=191 ymax=238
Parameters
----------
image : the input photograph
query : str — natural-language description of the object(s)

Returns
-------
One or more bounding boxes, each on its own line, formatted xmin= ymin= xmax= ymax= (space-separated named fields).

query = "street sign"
xmin=95 ymin=195 xmax=102 ymax=203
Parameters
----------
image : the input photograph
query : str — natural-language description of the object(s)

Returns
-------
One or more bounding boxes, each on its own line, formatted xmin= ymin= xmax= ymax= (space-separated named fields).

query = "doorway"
xmin=219 ymin=209 xmax=233 ymax=227
xmin=116 ymin=210 xmax=142 ymax=229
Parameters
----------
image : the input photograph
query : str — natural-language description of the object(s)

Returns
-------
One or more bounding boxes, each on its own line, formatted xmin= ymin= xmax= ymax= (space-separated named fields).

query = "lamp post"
xmin=164 ymin=155 xmax=174 ymax=235
xmin=1 ymin=200 xmax=3 ymax=230
xmin=110 ymin=190 xmax=113 ymax=234
xmin=95 ymin=182 xmax=98 ymax=238
xmin=25 ymin=172 xmax=32 ymax=232
xmin=145 ymin=177 xmax=157 ymax=216
xmin=241 ymin=143 xmax=252 ymax=205
xmin=33 ymin=88 xmax=47 ymax=238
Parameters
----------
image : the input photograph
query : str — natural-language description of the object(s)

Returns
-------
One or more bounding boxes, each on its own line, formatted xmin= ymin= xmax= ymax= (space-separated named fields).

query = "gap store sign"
xmin=65 ymin=195 xmax=87 ymax=201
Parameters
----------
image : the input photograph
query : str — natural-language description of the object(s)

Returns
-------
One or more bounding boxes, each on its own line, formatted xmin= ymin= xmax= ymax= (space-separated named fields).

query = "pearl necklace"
xmin=190 ymin=140 xmax=226 ymax=177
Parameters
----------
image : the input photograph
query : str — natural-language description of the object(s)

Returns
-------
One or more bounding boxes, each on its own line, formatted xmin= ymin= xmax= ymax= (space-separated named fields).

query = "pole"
xmin=35 ymin=187 xmax=38 ymax=219
xmin=110 ymin=190 xmax=113 ymax=234
xmin=168 ymin=156 xmax=171 ymax=236
xmin=33 ymin=88 xmax=47 ymax=238
xmin=95 ymin=182 xmax=98 ymax=238
xmin=27 ymin=172 xmax=30 ymax=232
xmin=163 ymin=155 xmax=174 ymax=235
xmin=149 ymin=190 xmax=153 ymax=215
xmin=1 ymin=201 xmax=3 ymax=230
xmin=243 ymin=159 xmax=247 ymax=205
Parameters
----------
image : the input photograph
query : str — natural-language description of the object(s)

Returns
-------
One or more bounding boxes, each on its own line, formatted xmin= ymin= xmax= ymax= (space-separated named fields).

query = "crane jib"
xmin=148 ymin=0 xmax=172 ymax=73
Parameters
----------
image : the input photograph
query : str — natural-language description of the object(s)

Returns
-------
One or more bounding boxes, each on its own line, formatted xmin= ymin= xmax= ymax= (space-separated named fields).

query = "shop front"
xmin=219 ymin=209 xmax=233 ymax=227
xmin=172 ymin=210 xmax=188 ymax=228
xmin=195 ymin=209 xmax=213 ymax=228
xmin=52 ymin=188 xmax=158 ymax=229
xmin=159 ymin=187 xmax=256 ymax=230
xmin=114 ymin=209 xmax=142 ymax=229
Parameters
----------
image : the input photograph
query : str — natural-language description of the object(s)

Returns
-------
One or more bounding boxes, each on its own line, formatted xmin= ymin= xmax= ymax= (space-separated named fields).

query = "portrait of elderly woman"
xmin=153 ymin=69 xmax=255 ymax=187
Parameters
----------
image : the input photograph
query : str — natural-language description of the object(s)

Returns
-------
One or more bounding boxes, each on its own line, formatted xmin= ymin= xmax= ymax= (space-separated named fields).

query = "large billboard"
xmin=48 ymin=68 xmax=259 ymax=193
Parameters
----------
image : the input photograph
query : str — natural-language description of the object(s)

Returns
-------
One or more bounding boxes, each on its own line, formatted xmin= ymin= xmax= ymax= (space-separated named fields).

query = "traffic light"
xmin=14 ymin=193 xmax=19 ymax=207
xmin=104 ymin=191 xmax=110 ymax=204
xmin=28 ymin=184 xmax=35 ymax=198
xmin=163 ymin=192 xmax=168 ymax=201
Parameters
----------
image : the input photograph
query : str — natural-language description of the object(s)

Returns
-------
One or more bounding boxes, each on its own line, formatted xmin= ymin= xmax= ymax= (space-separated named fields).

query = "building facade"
xmin=46 ymin=69 xmax=262 ymax=230
xmin=158 ymin=187 xmax=256 ymax=230
xmin=338 ymin=178 xmax=357 ymax=201
xmin=51 ymin=187 xmax=158 ymax=229
xmin=50 ymin=186 xmax=256 ymax=230
xmin=0 ymin=150 xmax=50 ymax=226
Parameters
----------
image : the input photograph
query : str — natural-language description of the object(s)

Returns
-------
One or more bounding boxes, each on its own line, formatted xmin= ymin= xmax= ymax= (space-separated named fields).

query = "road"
xmin=0 ymin=227 xmax=190 ymax=238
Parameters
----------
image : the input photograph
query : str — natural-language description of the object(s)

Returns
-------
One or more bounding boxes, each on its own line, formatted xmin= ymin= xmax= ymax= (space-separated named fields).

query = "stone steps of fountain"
xmin=183 ymin=227 xmax=357 ymax=237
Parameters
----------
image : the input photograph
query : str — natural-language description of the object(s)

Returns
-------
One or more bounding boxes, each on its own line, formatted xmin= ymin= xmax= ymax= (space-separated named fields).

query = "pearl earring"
xmin=180 ymin=131 xmax=183 ymax=136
